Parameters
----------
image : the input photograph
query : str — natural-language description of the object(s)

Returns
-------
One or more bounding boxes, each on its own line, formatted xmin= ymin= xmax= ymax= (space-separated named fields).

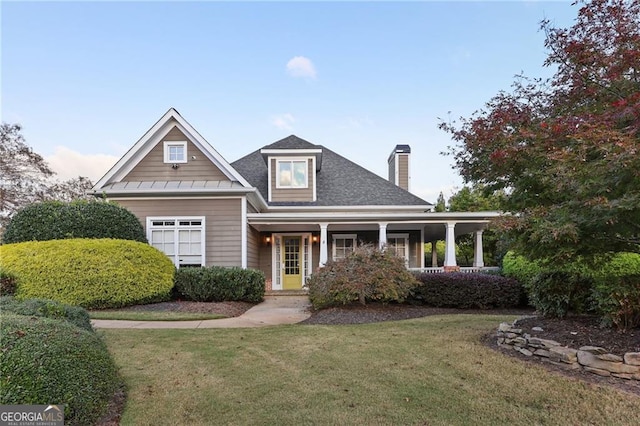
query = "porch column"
xmin=378 ymin=223 xmax=388 ymax=250
xmin=431 ymin=241 xmax=438 ymax=267
xmin=473 ymin=230 xmax=485 ymax=268
xmin=319 ymin=223 xmax=329 ymax=266
xmin=444 ymin=222 xmax=457 ymax=267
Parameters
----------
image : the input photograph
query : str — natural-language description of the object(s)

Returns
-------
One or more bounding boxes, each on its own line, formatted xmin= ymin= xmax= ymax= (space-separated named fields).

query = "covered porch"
xmin=248 ymin=211 xmax=501 ymax=291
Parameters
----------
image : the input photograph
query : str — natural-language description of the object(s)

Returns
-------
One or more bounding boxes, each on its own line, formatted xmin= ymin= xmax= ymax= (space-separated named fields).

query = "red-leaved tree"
xmin=440 ymin=0 xmax=640 ymax=262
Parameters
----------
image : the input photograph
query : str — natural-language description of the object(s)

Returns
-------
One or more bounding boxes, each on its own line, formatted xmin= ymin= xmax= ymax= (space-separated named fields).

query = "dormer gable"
xmin=259 ymin=135 xmax=322 ymax=203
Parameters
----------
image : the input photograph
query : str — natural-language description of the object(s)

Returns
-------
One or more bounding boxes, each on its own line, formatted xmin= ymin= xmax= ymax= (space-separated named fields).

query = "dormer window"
xmin=164 ymin=141 xmax=187 ymax=163
xmin=277 ymin=159 xmax=308 ymax=188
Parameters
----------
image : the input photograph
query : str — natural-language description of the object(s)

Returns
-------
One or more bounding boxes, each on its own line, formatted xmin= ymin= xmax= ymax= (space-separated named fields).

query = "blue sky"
xmin=2 ymin=1 xmax=577 ymax=203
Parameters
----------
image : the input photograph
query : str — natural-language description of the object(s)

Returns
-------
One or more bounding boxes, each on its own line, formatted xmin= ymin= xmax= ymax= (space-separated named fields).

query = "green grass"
xmin=90 ymin=310 xmax=225 ymax=321
xmin=103 ymin=315 xmax=640 ymax=425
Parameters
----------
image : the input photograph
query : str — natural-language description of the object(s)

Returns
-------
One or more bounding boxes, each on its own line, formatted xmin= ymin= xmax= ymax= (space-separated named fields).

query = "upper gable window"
xmin=163 ymin=141 xmax=187 ymax=164
xmin=277 ymin=159 xmax=308 ymax=188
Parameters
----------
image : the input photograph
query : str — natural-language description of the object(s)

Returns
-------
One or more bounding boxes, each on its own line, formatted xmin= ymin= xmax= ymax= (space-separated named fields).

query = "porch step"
xmin=265 ymin=290 xmax=309 ymax=297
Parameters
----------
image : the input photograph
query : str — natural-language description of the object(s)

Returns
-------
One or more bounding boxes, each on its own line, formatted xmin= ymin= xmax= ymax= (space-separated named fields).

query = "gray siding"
xmin=269 ymin=158 xmax=315 ymax=202
xmin=115 ymin=198 xmax=243 ymax=267
xmin=124 ymin=125 xmax=230 ymax=182
xmin=247 ymin=225 xmax=260 ymax=269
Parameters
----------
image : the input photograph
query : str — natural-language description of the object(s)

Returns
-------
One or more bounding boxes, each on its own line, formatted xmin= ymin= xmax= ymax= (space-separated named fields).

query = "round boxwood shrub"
xmin=0 ymin=313 xmax=119 ymax=426
xmin=0 ymin=238 xmax=175 ymax=309
xmin=2 ymin=200 xmax=146 ymax=244
xmin=0 ymin=297 xmax=93 ymax=332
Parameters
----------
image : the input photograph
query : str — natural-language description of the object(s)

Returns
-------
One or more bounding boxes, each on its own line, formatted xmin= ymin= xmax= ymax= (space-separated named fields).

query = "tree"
xmin=0 ymin=123 xmax=93 ymax=228
xmin=435 ymin=191 xmax=447 ymax=212
xmin=448 ymin=185 xmax=505 ymax=265
xmin=440 ymin=0 xmax=640 ymax=263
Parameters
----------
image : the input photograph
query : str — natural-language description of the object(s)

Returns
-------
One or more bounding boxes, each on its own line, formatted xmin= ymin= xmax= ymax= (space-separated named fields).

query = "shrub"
xmin=2 ymin=199 xmax=146 ymax=244
xmin=409 ymin=272 xmax=524 ymax=309
xmin=0 ymin=267 xmax=17 ymax=296
xmin=0 ymin=313 xmax=119 ymax=426
xmin=528 ymin=271 xmax=594 ymax=318
xmin=1 ymin=238 xmax=175 ymax=309
xmin=174 ymin=266 xmax=265 ymax=302
xmin=0 ymin=297 xmax=93 ymax=332
xmin=307 ymin=245 xmax=419 ymax=310
xmin=592 ymin=274 xmax=640 ymax=331
xmin=501 ymin=251 xmax=542 ymax=287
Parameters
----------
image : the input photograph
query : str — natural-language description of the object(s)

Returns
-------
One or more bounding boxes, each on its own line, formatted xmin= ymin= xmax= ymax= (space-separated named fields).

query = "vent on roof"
xmin=388 ymin=145 xmax=411 ymax=191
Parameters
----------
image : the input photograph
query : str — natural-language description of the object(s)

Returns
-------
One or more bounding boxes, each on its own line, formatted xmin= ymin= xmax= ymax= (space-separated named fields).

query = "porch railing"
xmin=409 ymin=267 xmax=501 ymax=274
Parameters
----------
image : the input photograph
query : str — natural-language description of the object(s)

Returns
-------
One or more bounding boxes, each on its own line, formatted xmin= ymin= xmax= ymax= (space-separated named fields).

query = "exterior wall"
xmin=388 ymin=156 xmax=396 ymax=183
xmin=124 ymin=126 xmax=230 ymax=182
xmin=397 ymin=154 xmax=410 ymax=191
xmin=247 ymin=225 xmax=260 ymax=270
xmin=258 ymin=240 xmax=272 ymax=282
xmin=115 ymin=198 xmax=243 ymax=267
xmin=269 ymin=158 xmax=315 ymax=202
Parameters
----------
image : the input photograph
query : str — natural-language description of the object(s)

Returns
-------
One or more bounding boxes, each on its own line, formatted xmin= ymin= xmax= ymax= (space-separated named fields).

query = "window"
xmin=387 ymin=233 xmax=409 ymax=267
xmin=163 ymin=141 xmax=187 ymax=163
xmin=277 ymin=159 xmax=308 ymax=188
xmin=148 ymin=217 xmax=204 ymax=267
xmin=332 ymin=234 xmax=357 ymax=260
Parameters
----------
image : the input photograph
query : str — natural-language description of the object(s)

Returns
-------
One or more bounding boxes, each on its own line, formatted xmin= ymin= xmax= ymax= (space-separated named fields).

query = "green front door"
xmin=282 ymin=236 xmax=302 ymax=289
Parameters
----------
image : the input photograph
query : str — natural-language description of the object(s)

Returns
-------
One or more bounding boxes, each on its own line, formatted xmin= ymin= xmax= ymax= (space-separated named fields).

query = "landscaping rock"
xmin=498 ymin=322 xmax=512 ymax=332
xmin=532 ymin=326 xmax=544 ymax=332
xmin=577 ymin=351 xmax=640 ymax=374
xmin=578 ymin=346 xmax=607 ymax=355
xmin=528 ymin=337 xmax=561 ymax=349
xmin=624 ymin=353 xmax=640 ymax=366
xmin=517 ymin=348 xmax=533 ymax=356
xmin=533 ymin=349 xmax=551 ymax=358
xmin=549 ymin=347 xmax=578 ymax=364
xmin=583 ymin=367 xmax=611 ymax=377
xmin=595 ymin=353 xmax=623 ymax=363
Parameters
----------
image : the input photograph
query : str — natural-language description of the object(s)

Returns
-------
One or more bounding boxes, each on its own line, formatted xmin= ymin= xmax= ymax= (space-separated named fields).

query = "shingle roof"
xmin=231 ymin=135 xmax=431 ymax=207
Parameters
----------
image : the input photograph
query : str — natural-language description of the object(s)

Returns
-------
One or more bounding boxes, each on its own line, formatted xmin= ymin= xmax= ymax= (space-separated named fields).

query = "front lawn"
xmin=103 ymin=315 xmax=640 ymax=425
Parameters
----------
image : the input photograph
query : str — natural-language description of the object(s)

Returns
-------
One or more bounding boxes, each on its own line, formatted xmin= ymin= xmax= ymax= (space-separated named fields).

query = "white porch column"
xmin=319 ymin=223 xmax=329 ymax=266
xmin=473 ymin=230 xmax=485 ymax=268
xmin=444 ymin=222 xmax=457 ymax=267
xmin=431 ymin=241 xmax=438 ymax=267
xmin=378 ymin=223 xmax=388 ymax=250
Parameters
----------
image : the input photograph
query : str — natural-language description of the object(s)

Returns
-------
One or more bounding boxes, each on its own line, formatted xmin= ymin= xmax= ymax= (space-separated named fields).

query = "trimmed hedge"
xmin=2 ymin=200 xmax=146 ymax=244
xmin=410 ymin=272 xmax=524 ymax=309
xmin=1 ymin=238 xmax=175 ymax=309
xmin=307 ymin=245 xmax=419 ymax=310
xmin=0 ymin=313 xmax=119 ymax=426
xmin=0 ymin=297 xmax=93 ymax=332
xmin=174 ymin=266 xmax=265 ymax=303
xmin=528 ymin=271 xmax=594 ymax=318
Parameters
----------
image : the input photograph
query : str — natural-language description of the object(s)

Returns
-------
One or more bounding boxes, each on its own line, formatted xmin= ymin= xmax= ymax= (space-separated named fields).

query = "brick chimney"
xmin=388 ymin=144 xmax=411 ymax=191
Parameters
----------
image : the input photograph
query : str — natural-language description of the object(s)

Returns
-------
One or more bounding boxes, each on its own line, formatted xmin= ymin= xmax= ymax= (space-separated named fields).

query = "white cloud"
xmin=286 ymin=56 xmax=317 ymax=79
xmin=271 ymin=113 xmax=295 ymax=131
xmin=46 ymin=146 xmax=118 ymax=183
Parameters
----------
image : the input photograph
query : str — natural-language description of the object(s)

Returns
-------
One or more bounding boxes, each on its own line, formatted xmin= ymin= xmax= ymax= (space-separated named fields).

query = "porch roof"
xmin=247 ymin=211 xmax=501 ymax=241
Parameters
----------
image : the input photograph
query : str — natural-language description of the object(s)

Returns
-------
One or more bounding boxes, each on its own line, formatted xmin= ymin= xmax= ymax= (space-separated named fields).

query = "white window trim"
xmin=147 ymin=216 xmax=205 ymax=267
xmin=332 ymin=233 xmax=357 ymax=260
xmin=275 ymin=158 xmax=309 ymax=189
xmin=163 ymin=141 xmax=188 ymax=164
xmin=386 ymin=233 xmax=410 ymax=266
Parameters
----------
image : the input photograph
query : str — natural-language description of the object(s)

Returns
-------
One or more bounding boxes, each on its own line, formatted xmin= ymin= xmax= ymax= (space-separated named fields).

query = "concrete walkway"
xmin=91 ymin=296 xmax=311 ymax=329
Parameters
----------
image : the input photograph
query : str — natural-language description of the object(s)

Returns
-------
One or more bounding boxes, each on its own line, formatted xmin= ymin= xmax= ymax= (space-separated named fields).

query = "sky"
xmin=1 ymin=1 xmax=578 ymax=204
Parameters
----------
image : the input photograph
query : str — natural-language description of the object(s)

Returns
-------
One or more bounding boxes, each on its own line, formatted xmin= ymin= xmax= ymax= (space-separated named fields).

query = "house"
xmin=92 ymin=108 xmax=498 ymax=290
